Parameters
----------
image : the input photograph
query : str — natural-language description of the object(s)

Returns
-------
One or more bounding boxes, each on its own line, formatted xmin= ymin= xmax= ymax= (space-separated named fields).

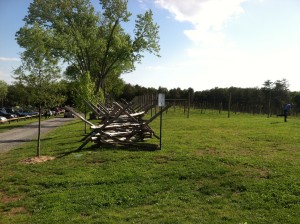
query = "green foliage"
xmin=133 ymin=10 xmax=160 ymax=58
xmin=103 ymin=73 xmax=125 ymax=100
xmin=291 ymin=91 xmax=300 ymax=113
xmin=0 ymin=80 xmax=8 ymax=106
xmin=74 ymin=72 xmax=104 ymax=112
xmin=18 ymin=0 xmax=160 ymax=96
xmin=118 ymin=83 xmax=157 ymax=101
xmin=1 ymin=110 xmax=300 ymax=223
xmin=15 ymin=22 xmax=63 ymax=108
xmin=4 ymin=83 xmax=33 ymax=107
xmin=15 ymin=21 xmax=66 ymax=157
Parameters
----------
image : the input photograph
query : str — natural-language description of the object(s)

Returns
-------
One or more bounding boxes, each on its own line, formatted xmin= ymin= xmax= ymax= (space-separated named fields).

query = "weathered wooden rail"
xmin=65 ymin=100 xmax=170 ymax=150
xmin=0 ymin=114 xmax=39 ymax=124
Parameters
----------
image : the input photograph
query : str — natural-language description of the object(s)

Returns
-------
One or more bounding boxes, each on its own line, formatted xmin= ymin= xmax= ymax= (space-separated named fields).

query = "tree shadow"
xmin=92 ymin=142 xmax=160 ymax=152
xmin=0 ymin=139 xmax=33 ymax=143
xmin=0 ymin=137 xmax=53 ymax=144
xmin=57 ymin=142 xmax=159 ymax=158
xmin=270 ymin=122 xmax=283 ymax=124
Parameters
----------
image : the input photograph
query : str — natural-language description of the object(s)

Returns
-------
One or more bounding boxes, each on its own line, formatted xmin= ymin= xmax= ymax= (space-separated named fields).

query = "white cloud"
xmin=137 ymin=0 xmax=150 ymax=10
xmin=129 ymin=0 xmax=300 ymax=91
xmin=155 ymin=0 xmax=247 ymax=45
xmin=0 ymin=70 xmax=14 ymax=84
xmin=145 ymin=65 xmax=165 ymax=71
xmin=0 ymin=57 xmax=20 ymax=62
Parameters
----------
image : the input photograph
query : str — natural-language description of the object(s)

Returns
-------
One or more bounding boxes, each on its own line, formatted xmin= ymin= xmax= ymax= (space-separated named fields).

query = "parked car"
xmin=13 ymin=108 xmax=38 ymax=117
xmin=1 ymin=108 xmax=18 ymax=118
xmin=3 ymin=108 xmax=15 ymax=114
xmin=0 ymin=110 xmax=17 ymax=119
xmin=0 ymin=116 xmax=8 ymax=123
xmin=64 ymin=110 xmax=75 ymax=118
xmin=22 ymin=110 xmax=39 ymax=116
xmin=51 ymin=107 xmax=65 ymax=116
xmin=15 ymin=110 xmax=30 ymax=117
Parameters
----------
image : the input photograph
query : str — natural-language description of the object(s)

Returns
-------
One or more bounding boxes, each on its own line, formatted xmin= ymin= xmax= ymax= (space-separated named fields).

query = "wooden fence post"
xmin=228 ymin=92 xmax=232 ymax=118
xmin=187 ymin=91 xmax=190 ymax=118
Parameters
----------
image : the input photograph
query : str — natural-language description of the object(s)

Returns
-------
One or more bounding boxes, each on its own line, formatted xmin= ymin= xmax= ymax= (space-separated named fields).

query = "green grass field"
xmin=1 ymin=109 xmax=300 ymax=223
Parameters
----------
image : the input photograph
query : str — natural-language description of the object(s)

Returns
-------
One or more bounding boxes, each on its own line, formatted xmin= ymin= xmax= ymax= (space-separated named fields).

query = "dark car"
xmin=2 ymin=108 xmax=18 ymax=118
xmin=3 ymin=107 xmax=14 ymax=113
xmin=15 ymin=110 xmax=30 ymax=117
xmin=64 ymin=110 xmax=74 ymax=118
xmin=23 ymin=110 xmax=39 ymax=116
xmin=14 ymin=108 xmax=38 ymax=117
xmin=0 ymin=110 xmax=17 ymax=119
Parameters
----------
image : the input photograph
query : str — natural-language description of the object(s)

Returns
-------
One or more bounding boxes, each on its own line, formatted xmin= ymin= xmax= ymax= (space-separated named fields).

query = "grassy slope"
xmin=1 ymin=109 xmax=300 ymax=223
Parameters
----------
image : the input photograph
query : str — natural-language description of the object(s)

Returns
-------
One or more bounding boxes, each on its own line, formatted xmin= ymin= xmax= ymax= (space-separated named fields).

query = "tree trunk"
xmin=37 ymin=104 xmax=41 ymax=157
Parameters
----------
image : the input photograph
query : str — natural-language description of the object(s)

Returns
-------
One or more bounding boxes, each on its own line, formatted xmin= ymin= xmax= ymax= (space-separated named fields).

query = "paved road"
xmin=0 ymin=118 xmax=75 ymax=153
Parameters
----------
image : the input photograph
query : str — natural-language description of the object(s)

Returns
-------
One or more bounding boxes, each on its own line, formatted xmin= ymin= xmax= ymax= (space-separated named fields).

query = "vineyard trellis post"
xmin=228 ymin=92 xmax=232 ymax=118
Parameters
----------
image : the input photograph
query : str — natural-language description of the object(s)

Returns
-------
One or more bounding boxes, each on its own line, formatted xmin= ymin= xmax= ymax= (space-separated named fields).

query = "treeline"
xmin=119 ymin=79 xmax=300 ymax=116
xmin=1 ymin=78 xmax=300 ymax=116
xmin=1 ymin=80 xmax=69 ymax=109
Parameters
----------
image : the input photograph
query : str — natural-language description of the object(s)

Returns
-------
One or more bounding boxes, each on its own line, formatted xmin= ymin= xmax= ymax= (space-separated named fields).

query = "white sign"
xmin=158 ymin=93 xmax=165 ymax=107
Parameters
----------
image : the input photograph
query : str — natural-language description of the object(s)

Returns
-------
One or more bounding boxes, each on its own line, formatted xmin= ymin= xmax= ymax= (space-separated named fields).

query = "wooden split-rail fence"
xmin=0 ymin=114 xmax=39 ymax=124
xmin=65 ymin=99 xmax=170 ymax=150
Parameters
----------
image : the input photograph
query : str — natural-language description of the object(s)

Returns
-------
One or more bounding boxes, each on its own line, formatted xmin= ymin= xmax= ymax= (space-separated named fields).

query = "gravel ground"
xmin=0 ymin=117 xmax=75 ymax=153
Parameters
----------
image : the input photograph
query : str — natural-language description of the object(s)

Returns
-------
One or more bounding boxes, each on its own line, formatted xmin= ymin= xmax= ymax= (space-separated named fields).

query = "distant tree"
xmin=5 ymin=83 xmax=27 ymax=107
xmin=158 ymin=86 xmax=168 ymax=95
xmin=291 ymin=91 xmax=300 ymax=115
xmin=119 ymin=83 xmax=137 ymax=101
xmin=0 ymin=80 xmax=8 ymax=107
xmin=169 ymin=88 xmax=182 ymax=99
xmin=248 ymin=88 xmax=264 ymax=114
xmin=272 ymin=79 xmax=290 ymax=114
xmin=103 ymin=73 xmax=125 ymax=101
xmin=262 ymin=80 xmax=274 ymax=117
xmin=15 ymin=22 xmax=62 ymax=157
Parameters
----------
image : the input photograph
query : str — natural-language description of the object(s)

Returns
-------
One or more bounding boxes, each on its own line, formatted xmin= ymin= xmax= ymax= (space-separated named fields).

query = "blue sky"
xmin=1 ymin=0 xmax=300 ymax=91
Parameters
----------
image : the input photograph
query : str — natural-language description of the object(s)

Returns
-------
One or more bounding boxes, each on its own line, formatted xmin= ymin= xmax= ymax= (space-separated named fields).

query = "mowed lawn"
xmin=1 ymin=109 xmax=300 ymax=223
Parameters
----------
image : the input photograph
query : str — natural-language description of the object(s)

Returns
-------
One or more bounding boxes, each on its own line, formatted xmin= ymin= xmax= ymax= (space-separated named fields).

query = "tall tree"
xmin=17 ymin=0 xmax=160 ymax=97
xmin=15 ymin=22 xmax=62 ymax=157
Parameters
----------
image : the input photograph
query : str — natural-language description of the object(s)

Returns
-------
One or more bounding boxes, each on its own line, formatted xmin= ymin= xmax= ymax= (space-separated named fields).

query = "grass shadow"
xmin=57 ymin=142 xmax=159 ymax=158
xmin=90 ymin=142 xmax=160 ymax=152
xmin=270 ymin=122 xmax=283 ymax=124
xmin=0 ymin=137 xmax=53 ymax=144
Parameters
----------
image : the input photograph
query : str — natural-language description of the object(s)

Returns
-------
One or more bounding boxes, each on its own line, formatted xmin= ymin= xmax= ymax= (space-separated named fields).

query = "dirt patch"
xmin=6 ymin=207 xmax=28 ymax=215
xmin=0 ymin=190 xmax=23 ymax=204
xmin=1 ymin=195 xmax=23 ymax=203
xmin=250 ymin=167 xmax=270 ymax=179
xmin=153 ymin=155 xmax=170 ymax=164
xmin=195 ymin=148 xmax=219 ymax=156
xmin=20 ymin=156 xmax=56 ymax=164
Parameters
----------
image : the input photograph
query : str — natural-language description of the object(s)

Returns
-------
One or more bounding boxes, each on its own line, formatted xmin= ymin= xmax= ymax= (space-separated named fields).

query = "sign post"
xmin=158 ymin=93 xmax=165 ymax=150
